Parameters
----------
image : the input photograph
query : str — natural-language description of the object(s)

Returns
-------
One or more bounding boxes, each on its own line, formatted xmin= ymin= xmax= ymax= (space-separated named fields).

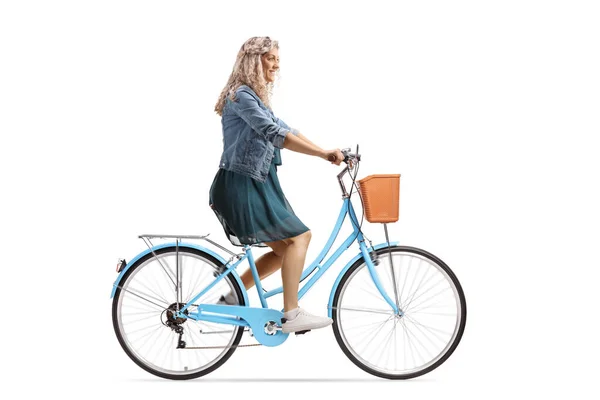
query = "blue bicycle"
xmin=111 ymin=146 xmax=466 ymax=380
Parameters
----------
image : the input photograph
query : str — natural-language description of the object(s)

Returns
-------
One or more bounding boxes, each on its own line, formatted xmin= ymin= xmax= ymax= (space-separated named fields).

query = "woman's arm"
xmin=282 ymin=131 xmax=326 ymax=159
xmin=295 ymin=132 xmax=321 ymax=150
xmin=273 ymin=117 xmax=343 ymax=164
xmin=282 ymin=132 xmax=344 ymax=165
xmin=272 ymin=117 xmax=321 ymax=150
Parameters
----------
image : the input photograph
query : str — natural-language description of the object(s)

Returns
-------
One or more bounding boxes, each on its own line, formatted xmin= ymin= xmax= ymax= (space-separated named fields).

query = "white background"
xmin=1 ymin=0 xmax=599 ymax=398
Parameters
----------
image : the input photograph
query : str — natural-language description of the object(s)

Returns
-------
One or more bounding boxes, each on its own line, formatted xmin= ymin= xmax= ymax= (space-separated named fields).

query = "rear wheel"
xmin=332 ymin=246 xmax=466 ymax=379
xmin=112 ymin=247 xmax=245 ymax=380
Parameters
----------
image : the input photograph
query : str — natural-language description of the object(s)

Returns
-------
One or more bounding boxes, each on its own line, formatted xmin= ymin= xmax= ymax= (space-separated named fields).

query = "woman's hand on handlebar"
xmin=324 ymin=149 xmax=344 ymax=166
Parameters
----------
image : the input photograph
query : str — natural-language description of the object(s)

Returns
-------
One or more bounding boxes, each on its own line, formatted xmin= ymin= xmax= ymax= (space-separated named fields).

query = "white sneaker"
xmin=281 ymin=307 xmax=333 ymax=334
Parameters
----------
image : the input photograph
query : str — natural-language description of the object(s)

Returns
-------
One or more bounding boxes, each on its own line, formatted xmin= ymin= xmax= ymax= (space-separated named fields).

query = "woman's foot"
xmin=281 ymin=307 xmax=333 ymax=333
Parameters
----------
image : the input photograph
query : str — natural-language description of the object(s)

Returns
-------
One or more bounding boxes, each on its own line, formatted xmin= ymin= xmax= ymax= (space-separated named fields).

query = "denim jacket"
xmin=218 ymin=84 xmax=299 ymax=182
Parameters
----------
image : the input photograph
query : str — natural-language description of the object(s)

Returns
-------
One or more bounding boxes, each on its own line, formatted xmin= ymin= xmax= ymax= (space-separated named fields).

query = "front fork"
xmin=358 ymin=239 xmax=404 ymax=316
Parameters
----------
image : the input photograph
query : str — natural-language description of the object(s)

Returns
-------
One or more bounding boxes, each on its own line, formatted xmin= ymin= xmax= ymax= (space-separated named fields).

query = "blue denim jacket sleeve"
xmin=229 ymin=89 xmax=292 ymax=149
xmin=273 ymin=116 xmax=299 ymax=136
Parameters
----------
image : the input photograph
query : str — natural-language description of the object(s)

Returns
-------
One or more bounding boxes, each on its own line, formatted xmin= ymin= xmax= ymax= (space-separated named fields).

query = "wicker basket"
xmin=357 ymin=174 xmax=400 ymax=223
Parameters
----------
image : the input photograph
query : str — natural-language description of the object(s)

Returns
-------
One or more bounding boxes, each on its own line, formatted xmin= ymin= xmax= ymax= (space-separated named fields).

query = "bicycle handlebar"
xmin=327 ymin=147 xmax=361 ymax=164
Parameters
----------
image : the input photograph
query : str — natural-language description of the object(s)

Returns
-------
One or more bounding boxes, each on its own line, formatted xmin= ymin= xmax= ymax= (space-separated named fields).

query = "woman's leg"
xmin=238 ymin=239 xmax=288 ymax=289
xmin=236 ymin=230 xmax=315 ymax=312
xmin=234 ymin=230 xmax=330 ymax=333
xmin=279 ymin=230 xmax=312 ymax=312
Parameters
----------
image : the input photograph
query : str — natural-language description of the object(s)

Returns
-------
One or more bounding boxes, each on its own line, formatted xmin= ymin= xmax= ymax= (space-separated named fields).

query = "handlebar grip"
xmin=328 ymin=154 xmax=353 ymax=163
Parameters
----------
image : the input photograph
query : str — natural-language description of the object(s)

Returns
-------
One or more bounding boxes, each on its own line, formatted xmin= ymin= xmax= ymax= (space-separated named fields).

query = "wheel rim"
xmin=335 ymin=250 xmax=464 ymax=377
xmin=114 ymin=250 xmax=242 ymax=376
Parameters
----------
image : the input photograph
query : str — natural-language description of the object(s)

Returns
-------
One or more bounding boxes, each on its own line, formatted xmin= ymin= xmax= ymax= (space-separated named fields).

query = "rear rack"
xmin=138 ymin=233 xmax=239 ymax=257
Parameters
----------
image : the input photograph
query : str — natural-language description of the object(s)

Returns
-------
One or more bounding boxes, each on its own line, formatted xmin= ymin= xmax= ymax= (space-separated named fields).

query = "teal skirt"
xmin=209 ymin=155 xmax=309 ymax=246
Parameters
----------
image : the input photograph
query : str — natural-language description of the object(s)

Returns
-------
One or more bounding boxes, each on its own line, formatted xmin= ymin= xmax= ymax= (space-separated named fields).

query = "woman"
xmin=209 ymin=36 xmax=343 ymax=333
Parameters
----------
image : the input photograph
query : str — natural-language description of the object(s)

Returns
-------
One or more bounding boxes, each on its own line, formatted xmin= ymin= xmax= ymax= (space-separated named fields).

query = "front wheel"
xmin=332 ymin=246 xmax=466 ymax=379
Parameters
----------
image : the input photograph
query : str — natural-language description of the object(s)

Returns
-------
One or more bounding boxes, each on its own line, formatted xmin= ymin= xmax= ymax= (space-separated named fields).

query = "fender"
xmin=327 ymin=241 xmax=398 ymax=318
xmin=110 ymin=242 xmax=249 ymax=306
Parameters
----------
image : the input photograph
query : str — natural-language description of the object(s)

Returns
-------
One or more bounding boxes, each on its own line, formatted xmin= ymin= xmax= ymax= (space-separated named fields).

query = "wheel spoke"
xmin=406 ymin=284 xmax=452 ymax=314
xmin=119 ymin=285 xmax=170 ymax=311
xmin=354 ymin=315 xmax=394 ymax=357
xmin=403 ymin=259 xmax=422 ymax=309
xmin=403 ymin=261 xmax=432 ymax=309
xmin=404 ymin=314 xmax=455 ymax=343
xmin=400 ymin=318 xmax=419 ymax=368
xmin=398 ymin=256 xmax=412 ymax=307
xmin=353 ymin=275 xmax=390 ymax=305
xmin=120 ymin=310 xmax=160 ymax=325
xmin=343 ymin=317 xmax=395 ymax=332
xmin=375 ymin=319 xmax=397 ymax=368
xmin=331 ymin=306 xmax=394 ymax=315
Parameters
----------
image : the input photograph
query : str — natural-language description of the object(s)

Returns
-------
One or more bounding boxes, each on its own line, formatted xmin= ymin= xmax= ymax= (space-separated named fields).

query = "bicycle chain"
xmin=181 ymin=343 xmax=263 ymax=350
xmin=180 ymin=329 xmax=263 ymax=350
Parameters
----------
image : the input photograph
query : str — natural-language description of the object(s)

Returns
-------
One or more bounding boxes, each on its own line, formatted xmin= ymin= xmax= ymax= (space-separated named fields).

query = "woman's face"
xmin=261 ymin=47 xmax=279 ymax=83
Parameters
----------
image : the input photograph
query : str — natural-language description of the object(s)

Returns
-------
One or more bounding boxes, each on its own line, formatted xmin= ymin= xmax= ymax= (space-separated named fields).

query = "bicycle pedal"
xmin=294 ymin=330 xmax=311 ymax=335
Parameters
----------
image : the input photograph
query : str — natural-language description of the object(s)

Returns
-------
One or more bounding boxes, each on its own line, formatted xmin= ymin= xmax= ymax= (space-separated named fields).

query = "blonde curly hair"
xmin=214 ymin=36 xmax=279 ymax=116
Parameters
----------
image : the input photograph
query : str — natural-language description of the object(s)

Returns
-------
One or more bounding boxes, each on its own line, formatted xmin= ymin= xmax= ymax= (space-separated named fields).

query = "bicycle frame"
xmin=111 ymin=147 xmax=467 ymax=379
xmin=173 ymin=194 xmax=400 ymax=345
